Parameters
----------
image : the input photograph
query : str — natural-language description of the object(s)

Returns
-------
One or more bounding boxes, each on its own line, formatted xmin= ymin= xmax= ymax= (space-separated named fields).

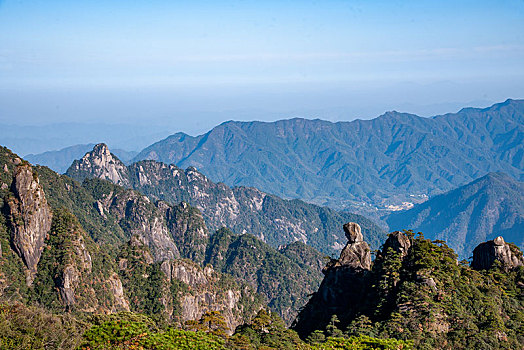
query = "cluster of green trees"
xmin=0 ymin=304 xmax=412 ymax=349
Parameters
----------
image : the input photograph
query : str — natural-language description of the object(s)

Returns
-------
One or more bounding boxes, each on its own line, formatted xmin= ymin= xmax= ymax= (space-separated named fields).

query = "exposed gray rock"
xmin=160 ymin=259 xmax=256 ymax=334
xmin=471 ymin=236 xmax=524 ymax=270
xmin=382 ymin=231 xmax=412 ymax=257
xmin=336 ymin=223 xmax=371 ymax=270
xmin=98 ymin=190 xmax=180 ymax=262
xmin=416 ymin=273 xmax=437 ymax=292
xmin=161 ymin=259 xmax=211 ymax=286
xmin=67 ymin=143 xmax=130 ymax=187
xmin=59 ymin=265 xmax=79 ymax=307
xmin=7 ymin=165 xmax=52 ymax=285
xmin=343 ymin=222 xmax=363 ymax=243
xmin=108 ymin=272 xmax=130 ymax=312
xmin=66 ymin=143 xmax=387 ymax=257
xmin=294 ymin=222 xmax=372 ymax=337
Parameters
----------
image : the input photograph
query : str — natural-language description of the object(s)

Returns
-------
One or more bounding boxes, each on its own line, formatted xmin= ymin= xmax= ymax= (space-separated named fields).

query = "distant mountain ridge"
xmin=386 ymin=172 xmax=524 ymax=258
xmin=133 ymin=99 xmax=524 ymax=211
xmin=66 ymin=144 xmax=387 ymax=254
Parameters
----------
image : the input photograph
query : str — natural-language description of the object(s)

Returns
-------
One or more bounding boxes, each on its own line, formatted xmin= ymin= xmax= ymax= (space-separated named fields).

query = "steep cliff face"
xmin=293 ymin=223 xmax=372 ymax=337
xmin=67 ymin=143 xmax=130 ymax=187
xmin=66 ymin=144 xmax=387 ymax=254
xmin=117 ymin=239 xmax=263 ymax=333
xmin=1 ymin=146 xmax=324 ymax=327
xmin=5 ymin=165 xmax=52 ymax=285
xmin=471 ymin=236 xmax=524 ymax=270
xmin=0 ymin=149 xmax=54 ymax=287
xmin=94 ymin=186 xmax=180 ymax=261
xmin=161 ymin=259 xmax=261 ymax=333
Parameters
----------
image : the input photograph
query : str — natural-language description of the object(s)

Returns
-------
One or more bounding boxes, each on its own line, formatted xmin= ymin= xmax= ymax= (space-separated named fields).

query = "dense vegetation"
xmin=133 ymin=100 xmax=524 ymax=212
xmin=295 ymin=232 xmax=524 ymax=349
xmin=2 ymin=145 xmax=523 ymax=349
xmin=65 ymin=146 xmax=388 ymax=255
xmin=0 ymin=304 xmax=412 ymax=350
xmin=205 ymin=228 xmax=325 ymax=324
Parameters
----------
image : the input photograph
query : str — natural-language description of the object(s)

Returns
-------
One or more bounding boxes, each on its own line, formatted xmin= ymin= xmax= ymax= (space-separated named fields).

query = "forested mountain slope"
xmin=1 ymin=146 xmax=330 ymax=325
xmin=386 ymin=172 xmax=524 ymax=258
xmin=134 ymin=99 xmax=524 ymax=211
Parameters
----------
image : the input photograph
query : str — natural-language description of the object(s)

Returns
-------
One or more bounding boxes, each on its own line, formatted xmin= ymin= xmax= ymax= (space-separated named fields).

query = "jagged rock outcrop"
xmin=28 ymin=208 xmax=131 ymax=313
xmin=160 ymin=259 xmax=257 ymax=333
xmin=471 ymin=236 xmax=524 ymax=270
xmin=381 ymin=230 xmax=412 ymax=257
xmin=94 ymin=187 xmax=180 ymax=261
xmin=56 ymin=232 xmax=94 ymax=309
xmin=6 ymin=165 xmax=52 ymax=285
xmin=66 ymin=144 xmax=387 ymax=255
xmin=108 ymin=272 xmax=130 ymax=312
xmin=294 ymin=223 xmax=372 ymax=336
xmin=67 ymin=143 xmax=130 ymax=187
xmin=118 ymin=238 xmax=262 ymax=334
xmin=294 ymin=231 xmax=524 ymax=349
xmin=336 ymin=222 xmax=371 ymax=270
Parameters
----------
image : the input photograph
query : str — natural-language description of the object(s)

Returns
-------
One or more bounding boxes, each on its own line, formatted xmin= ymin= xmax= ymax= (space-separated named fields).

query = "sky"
xmin=0 ymin=0 xmax=523 ymax=136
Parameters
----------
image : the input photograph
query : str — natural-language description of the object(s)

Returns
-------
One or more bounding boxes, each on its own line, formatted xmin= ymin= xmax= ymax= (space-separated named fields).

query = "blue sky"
xmin=0 ymin=0 xmax=523 ymax=134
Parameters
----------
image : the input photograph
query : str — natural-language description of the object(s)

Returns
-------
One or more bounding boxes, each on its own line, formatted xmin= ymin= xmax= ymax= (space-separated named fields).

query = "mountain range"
xmin=0 ymin=146 xmax=326 ymax=325
xmin=132 ymin=99 xmax=523 ymax=212
xmin=65 ymin=143 xmax=387 ymax=254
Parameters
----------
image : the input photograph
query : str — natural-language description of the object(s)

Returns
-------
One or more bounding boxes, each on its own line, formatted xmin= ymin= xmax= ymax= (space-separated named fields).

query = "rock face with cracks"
xmin=331 ymin=222 xmax=371 ymax=270
xmin=6 ymin=165 xmax=52 ymax=285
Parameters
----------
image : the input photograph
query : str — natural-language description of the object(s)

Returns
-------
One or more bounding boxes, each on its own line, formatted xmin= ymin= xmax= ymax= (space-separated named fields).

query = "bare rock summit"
xmin=472 ymin=236 xmax=524 ymax=270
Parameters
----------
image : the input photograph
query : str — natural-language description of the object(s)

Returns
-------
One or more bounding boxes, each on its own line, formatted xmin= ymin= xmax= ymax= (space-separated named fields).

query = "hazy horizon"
xmin=1 ymin=0 xmax=523 ymax=138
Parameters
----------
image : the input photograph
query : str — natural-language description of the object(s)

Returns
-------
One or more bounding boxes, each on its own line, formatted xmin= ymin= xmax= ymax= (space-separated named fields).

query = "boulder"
xmin=382 ymin=231 xmax=412 ymax=257
xmin=343 ymin=222 xmax=363 ymax=243
xmin=328 ymin=222 xmax=371 ymax=271
xmin=471 ymin=236 xmax=524 ymax=270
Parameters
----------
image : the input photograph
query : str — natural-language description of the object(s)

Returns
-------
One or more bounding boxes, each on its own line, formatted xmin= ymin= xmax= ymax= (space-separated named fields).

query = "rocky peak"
xmin=382 ymin=231 xmax=412 ymax=257
xmin=471 ymin=236 xmax=524 ymax=270
xmin=7 ymin=165 xmax=52 ymax=285
xmin=343 ymin=222 xmax=363 ymax=243
xmin=294 ymin=222 xmax=372 ymax=337
xmin=326 ymin=222 xmax=371 ymax=271
xmin=338 ymin=222 xmax=371 ymax=270
xmin=66 ymin=143 xmax=130 ymax=187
